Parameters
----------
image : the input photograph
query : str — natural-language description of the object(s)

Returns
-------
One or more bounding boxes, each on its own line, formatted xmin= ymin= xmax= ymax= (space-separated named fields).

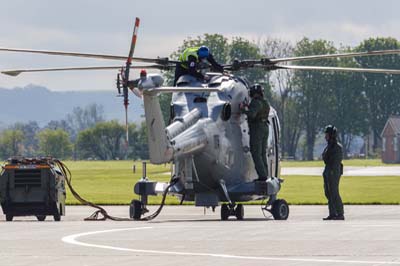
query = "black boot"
xmin=332 ymin=215 xmax=345 ymax=220
xmin=322 ymin=215 xmax=334 ymax=220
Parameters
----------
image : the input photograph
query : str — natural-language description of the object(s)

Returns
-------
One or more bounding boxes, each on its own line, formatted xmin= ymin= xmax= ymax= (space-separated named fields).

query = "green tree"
xmin=324 ymin=47 xmax=369 ymax=157
xmin=37 ymin=129 xmax=72 ymax=159
xmin=355 ymin=37 xmax=400 ymax=154
xmin=136 ymin=121 xmax=149 ymax=160
xmin=76 ymin=120 xmax=125 ymax=160
xmin=293 ymin=38 xmax=337 ymax=160
xmin=67 ymin=103 xmax=105 ymax=140
xmin=282 ymin=96 xmax=303 ymax=158
xmin=11 ymin=121 xmax=40 ymax=157
xmin=127 ymin=122 xmax=148 ymax=160
xmin=229 ymin=37 xmax=265 ymax=83
xmin=0 ymin=129 xmax=25 ymax=158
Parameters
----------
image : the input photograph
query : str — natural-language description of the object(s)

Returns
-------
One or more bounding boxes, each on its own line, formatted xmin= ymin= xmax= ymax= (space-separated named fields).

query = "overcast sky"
xmin=1 ymin=0 xmax=400 ymax=91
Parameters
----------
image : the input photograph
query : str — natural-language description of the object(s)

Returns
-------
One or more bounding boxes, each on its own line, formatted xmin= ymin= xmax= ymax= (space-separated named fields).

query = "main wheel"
xmin=235 ymin=204 xmax=244 ymax=220
xmin=5 ymin=214 xmax=13 ymax=221
xmin=129 ymin=200 xmax=143 ymax=220
xmin=53 ymin=211 xmax=61 ymax=221
xmin=271 ymin=199 xmax=289 ymax=220
xmin=36 ymin=215 xmax=46 ymax=221
xmin=221 ymin=204 xmax=229 ymax=220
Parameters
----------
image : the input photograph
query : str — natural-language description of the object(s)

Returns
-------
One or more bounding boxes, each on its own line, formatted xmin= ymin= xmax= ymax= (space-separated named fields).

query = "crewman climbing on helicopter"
xmin=240 ymin=84 xmax=270 ymax=181
xmin=174 ymin=46 xmax=224 ymax=85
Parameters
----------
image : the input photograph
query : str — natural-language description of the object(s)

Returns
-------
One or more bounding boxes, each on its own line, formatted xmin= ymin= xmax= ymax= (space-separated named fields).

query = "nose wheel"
xmin=262 ymin=198 xmax=289 ymax=220
xmin=129 ymin=199 xmax=149 ymax=220
xmin=220 ymin=203 xmax=244 ymax=220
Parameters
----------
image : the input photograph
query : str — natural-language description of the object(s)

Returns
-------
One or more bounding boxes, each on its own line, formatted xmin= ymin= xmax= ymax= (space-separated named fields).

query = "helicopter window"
xmin=194 ymin=97 xmax=207 ymax=103
xmin=267 ymin=120 xmax=274 ymax=151
xmin=221 ymin=103 xmax=231 ymax=121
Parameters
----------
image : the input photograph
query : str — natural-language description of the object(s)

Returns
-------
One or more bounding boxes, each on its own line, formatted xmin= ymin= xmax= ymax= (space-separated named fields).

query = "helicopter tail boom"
xmin=143 ymin=93 xmax=173 ymax=164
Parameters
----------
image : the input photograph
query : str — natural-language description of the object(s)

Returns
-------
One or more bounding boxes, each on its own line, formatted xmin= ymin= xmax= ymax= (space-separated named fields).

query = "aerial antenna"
xmin=122 ymin=17 xmax=140 ymax=144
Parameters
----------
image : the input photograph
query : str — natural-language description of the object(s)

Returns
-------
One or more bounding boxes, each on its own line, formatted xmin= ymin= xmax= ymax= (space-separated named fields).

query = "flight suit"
xmin=322 ymin=140 xmax=344 ymax=217
xmin=244 ymin=96 xmax=270 ymax=180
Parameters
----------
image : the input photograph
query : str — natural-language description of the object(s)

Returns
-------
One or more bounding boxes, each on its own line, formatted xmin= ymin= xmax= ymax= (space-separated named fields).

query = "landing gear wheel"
xmin=36 ymin=215 xmax=46 ymax=221
xmin=130 ymin=200 xmax=143 ymax=220
xmin=221 ymin=204 xmax=229 ymax=221
xmin=5 ymin=214 xmax=13 ymax=221
xmin=235 ymin=204 xmax=244 ymax=220
xmin=271 ymin=199 xmax=289 ymax=220
xmin=53 ymin=211 xmax=61 ymax=221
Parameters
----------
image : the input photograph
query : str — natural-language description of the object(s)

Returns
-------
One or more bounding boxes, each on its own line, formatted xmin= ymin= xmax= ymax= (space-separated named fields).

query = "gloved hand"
xmin=239 ymin=102 xmax=249 ymax=113
xmin=203 ymin=74 xmax=211 ymax=82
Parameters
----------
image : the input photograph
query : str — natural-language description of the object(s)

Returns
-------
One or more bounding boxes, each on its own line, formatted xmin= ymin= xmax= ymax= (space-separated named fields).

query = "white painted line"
xmin=62 ymin=227 xmax=400 ymax=265
xmin=351 ymin=225 xmax=400 ymax=227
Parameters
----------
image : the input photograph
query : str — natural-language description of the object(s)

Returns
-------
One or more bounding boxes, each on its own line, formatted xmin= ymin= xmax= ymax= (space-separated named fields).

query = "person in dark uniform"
xmin=322 ymin=125 xmax=344 ymax=220
xmin=174 ymin=46 xmax=224 ymax=85
xmin=240 ymin=84 xmax=270 ymax=181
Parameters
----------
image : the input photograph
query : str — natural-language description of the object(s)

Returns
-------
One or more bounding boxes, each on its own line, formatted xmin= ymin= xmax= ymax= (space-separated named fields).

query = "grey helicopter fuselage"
xmin=139 ymin=73 xmax=281 ymax=206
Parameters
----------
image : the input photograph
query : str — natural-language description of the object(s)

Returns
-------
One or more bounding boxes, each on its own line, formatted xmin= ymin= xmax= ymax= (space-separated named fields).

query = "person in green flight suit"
xmin=174 ymin=46 xmax=224 ymax=85
xmin=240 ymin=84 xmax=270 ymax=181
xmin=322 ymin=125 xmax=345 ymax=220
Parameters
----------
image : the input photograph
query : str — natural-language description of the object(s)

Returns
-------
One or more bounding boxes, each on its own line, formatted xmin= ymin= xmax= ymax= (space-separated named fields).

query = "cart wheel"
xmin=129 ymin=200 xmax=143 ymax=220
xmin=36 ymin=215 xmax=46 ymax=221
xmin=271 ymin=199 xmax=289 ymax=220
xmin=53 ymin=211 xmax=61 ymax=222
xmin=5 ymin=214 xmax=13 ymax=222
xmin=221 ymin=204 xmax=229 ymax=220
xmin=235 ymin=204 xmax=244 ymax=220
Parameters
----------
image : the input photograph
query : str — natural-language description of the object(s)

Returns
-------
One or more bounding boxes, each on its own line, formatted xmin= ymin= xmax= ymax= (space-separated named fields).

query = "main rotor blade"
xmin=1 ymin=65 xmax=171 ymax=76
xmin=277 ymin=64 xmax=400 ymax=75
xmin=144 ymin=86 xmax=223 ymax=95
xmin=271 ymin=49 xmax=400 ymax=63
xmin=0 ymin=47 xmax=178 ymax=64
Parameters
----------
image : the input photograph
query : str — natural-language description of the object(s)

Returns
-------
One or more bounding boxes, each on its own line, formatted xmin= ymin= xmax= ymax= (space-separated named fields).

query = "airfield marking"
xmin=62 ymin=227 xmax=400 ymax=265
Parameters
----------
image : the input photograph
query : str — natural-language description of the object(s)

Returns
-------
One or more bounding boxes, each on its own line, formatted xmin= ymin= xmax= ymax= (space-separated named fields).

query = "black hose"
xmin=140 ymin=176 xmax=179 ymax=221
xmin=54 ymin=159 xmax=174 ymax=221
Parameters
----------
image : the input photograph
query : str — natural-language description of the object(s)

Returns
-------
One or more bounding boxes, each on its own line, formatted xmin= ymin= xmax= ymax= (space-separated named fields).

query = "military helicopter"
xmin=2 ymin=17 xmax=400 ymax=221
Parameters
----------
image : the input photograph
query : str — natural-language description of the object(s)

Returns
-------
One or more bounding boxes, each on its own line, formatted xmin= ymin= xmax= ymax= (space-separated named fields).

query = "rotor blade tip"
xmin=1 ymin=71 xmax=20 ymax=76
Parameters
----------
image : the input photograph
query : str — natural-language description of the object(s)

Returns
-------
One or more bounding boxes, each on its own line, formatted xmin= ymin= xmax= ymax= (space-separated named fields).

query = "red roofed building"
xmin=381 ymin=116 xmax=400 ymax=163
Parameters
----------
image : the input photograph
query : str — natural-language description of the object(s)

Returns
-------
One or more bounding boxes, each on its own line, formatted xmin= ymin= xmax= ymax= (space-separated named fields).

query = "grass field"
xmin=63 ymin=160 xmax=400 ymax=205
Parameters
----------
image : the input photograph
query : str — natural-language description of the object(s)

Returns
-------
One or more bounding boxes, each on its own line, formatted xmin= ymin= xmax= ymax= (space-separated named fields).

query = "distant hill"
xmin=0 ymin=85 xmax=144 ymax=126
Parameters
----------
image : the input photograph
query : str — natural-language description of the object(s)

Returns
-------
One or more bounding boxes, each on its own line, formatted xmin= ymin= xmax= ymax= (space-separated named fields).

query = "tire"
xmin=271 ymin=199 xmax=289 ymax=220
xmin=36 ymin=215 xmax=46 ymax=221
xmin=235 ymin=204 xmax=244 ymax=220
xmin=129 ymin=200 xmax=143 ymax=220
xmin=221 ymin=204 xmax=229 ymax=221
xmin=53 ymin=211 xmax=61 ymax=222
xmin=5 ymin=214 xmax=13 ymax=222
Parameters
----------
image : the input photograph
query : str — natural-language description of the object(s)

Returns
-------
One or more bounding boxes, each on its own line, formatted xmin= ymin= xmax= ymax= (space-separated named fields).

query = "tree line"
xmin=0 ymin=103 xmax=148 ymax=160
